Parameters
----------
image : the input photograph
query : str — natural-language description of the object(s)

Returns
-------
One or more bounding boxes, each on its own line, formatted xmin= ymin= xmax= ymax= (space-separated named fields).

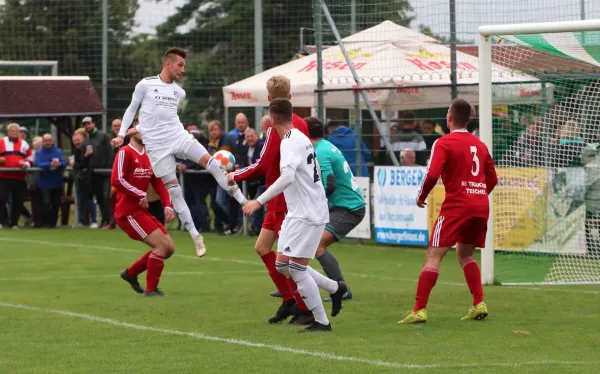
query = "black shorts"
xmin=325 ymin=206 xmax=365 ymax=241
xmin=148 ymin=200 xmax=165 ymax=225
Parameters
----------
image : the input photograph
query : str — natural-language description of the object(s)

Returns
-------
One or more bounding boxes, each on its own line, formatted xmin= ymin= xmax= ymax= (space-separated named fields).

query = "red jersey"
xmin=111 ymin=144 xmax=172 ymax=219
xmin=0 ymin=137 xmax=32 ymax=180
xmin=418 ymin=129 xmax=498 ymax=217
xmin=233 ymin=113 xmax=309 ymax=213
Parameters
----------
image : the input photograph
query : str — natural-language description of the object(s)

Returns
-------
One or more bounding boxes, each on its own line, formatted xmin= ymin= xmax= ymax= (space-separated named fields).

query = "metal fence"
xmin=1 ymin=0 xmax=598 ymax=159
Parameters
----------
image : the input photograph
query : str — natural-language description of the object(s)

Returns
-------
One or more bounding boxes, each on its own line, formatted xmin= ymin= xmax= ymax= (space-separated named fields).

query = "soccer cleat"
xmin=194 ymin=234 xmax=207 ymax=257
xmin=398 ymin=309 xmax=427 ymax=324
xmin=120 ymin=269 xmax=144 ymax=294
xmin=324 ymin=287 xmax=353 ymax=302
xmin=298 ymin=321 xmax=332 ymax=333
xmin=270 ymin=290 xmax=282 ymax=298
xmin=461 ymin=301 xmax=488 ymax=321
xmin=329 ymin=281 xmax=348 ymax=317
xmin=143 ymin=289 xmax=165 ymax=297
xmin=288 ymin=310 xmax=315 ymax=325
xmin=267 ymin=299 xmax=296 ymax=324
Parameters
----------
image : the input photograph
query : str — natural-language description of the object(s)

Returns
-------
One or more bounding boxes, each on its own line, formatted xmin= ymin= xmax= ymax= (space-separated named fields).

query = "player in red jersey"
xmin=112 ymin=130 xmax=176 ymax=296
xmin=399 ymin=99 xmax=498 ymax=324
xmin=227 ymin=75 xmax=324 ymax=325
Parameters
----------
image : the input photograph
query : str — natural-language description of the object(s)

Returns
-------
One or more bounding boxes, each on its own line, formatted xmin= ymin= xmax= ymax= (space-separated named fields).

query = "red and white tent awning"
xmin=223 ymin=21 xmax=550 ymax=110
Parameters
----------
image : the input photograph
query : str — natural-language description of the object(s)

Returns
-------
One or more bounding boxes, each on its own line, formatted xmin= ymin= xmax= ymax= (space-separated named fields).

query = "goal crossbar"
xmin=479 ymin=19 xmax=600 ymax=37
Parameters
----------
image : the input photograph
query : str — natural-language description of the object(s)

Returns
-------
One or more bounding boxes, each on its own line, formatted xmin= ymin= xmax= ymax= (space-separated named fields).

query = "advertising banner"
xmin=373 ymin=166 xmax=429 ymax=246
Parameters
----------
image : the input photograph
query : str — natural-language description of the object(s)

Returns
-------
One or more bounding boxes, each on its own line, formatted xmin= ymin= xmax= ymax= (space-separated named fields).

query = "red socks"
xmin=126 ymin=251 xmax=152 ymax=277
xmin=413 ymin=267 xmax=439 ymax=312
xmin=287 ymin=277 xmax=309 ymax=311
xmin=146 ymin=252 xmax=165 ymax=292
xmin=260 ymin=251 xmax=294 ymax=302
xmin=462 ymin=260 xmax=484 ymax=305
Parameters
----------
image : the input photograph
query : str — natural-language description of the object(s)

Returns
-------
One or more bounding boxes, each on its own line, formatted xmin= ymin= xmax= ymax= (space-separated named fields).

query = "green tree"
xmin=0 ymin=0 xmax=138 ymax=79
xmin=0 ymin=0 xmax=143 ymax=122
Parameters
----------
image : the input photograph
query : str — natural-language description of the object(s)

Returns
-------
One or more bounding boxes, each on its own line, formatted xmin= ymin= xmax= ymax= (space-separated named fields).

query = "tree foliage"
xmin=0 ymin=0 xmax=432 ymax=125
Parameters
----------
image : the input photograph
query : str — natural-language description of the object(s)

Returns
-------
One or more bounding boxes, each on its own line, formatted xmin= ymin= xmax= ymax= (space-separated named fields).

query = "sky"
xmin=0 ymin=0 xmax=597 ymax=43
xmin=134 ymin=0 xmax=600 ymax=42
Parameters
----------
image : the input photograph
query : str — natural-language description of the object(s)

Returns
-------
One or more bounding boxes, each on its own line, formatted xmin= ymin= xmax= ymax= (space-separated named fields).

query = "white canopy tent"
xmin=223 ymin=21 xmax=552 ymax=110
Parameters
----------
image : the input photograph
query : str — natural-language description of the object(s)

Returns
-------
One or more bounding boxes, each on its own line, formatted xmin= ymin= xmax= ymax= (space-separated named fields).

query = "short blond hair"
xmin=266 ymin=75 xmax=291 ymax=99
xmin=74 ymin=128 xmax=88 ymax=138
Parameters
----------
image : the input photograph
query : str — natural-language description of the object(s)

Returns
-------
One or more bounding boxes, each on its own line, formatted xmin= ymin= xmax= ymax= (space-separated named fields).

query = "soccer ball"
xmin=213 ymin=150 xmax=236 ymax=171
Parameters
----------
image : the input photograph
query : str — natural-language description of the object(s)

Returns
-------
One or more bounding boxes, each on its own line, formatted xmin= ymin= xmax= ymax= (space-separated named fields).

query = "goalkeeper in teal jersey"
xmin=306 ymin=116 xmax=366 ymax=301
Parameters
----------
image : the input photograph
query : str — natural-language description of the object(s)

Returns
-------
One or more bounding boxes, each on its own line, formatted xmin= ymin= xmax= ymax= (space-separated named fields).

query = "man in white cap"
xmin=18 ymin=127 xmax=28 ymax=141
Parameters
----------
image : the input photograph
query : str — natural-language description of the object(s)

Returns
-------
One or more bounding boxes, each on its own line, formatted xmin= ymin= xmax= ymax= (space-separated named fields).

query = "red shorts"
xmin=262 ymin=211 xmax=286 ymax=237
xmin=430 ymin=215 xmax=487 ymax=248
xmin=116 ymin=210 xmax=167 ymax=241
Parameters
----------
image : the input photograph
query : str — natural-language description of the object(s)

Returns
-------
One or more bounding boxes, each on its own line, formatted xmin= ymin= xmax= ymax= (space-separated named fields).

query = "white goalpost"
xmin=479 ymin=19 xmax=600 ymax=286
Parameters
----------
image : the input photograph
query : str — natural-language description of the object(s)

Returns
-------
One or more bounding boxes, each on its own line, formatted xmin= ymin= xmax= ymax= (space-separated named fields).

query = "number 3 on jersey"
xmin=307 ymin=153 xmax=321 ymax=183
xmin=470 ymin=145 xmax=480 ymax=176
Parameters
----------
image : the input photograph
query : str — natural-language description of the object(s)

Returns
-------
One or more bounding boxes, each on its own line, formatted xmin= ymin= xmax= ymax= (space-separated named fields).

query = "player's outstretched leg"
xmin=288 ymin=260 xmax=332 ymax=333
xmin=457 ymin=243 xmax=488 ymax=321
xmin=162 ymin=180 xmax=206 ymax=257
xmin=307 ymin=266 xmax=346 ymax=317
xmin=120 ymin=250 xmax=151 ymax=294
xmin=142 ymin=230 xmax=175 ymax=296
xmin=198 ymin=152 xmax=247 ymax=206
xmin=399 ymin=246 xmax=448 ymax=324
xmin=316 ymin=230 xmax=352 ymax=302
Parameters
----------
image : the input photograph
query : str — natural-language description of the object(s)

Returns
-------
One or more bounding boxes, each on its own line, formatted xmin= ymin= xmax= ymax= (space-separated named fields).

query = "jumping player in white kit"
xmin=111 ymin=47 xmax=247 ymax=257
xmin=243 ymin=99 xmax=347 ymax=333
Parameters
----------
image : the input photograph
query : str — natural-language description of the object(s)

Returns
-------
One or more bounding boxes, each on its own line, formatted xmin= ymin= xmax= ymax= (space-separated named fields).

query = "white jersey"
xmin=121 ymin=75 xmax=187 ymax=148
xmin=280 ymin=129 xmax=328 ymax=225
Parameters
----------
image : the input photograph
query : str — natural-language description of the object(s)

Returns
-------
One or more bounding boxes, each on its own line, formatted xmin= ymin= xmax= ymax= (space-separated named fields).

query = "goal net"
xmin=479 ymin=20 xmax=600 ymax=285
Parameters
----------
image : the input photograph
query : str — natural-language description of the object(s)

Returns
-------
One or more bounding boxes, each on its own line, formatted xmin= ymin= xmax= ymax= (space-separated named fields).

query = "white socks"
xmin=206 ymin=157 xmax=248 ymax=205
xmin=166 ymin=184 xmax=200 ymax=238
xmin=289 ymin=262 xmax=329 ymax=326
xmin=275 ymin=261 xmax=291 ymax=277
xmin=307 ymin=266 xmax=339 ymax=294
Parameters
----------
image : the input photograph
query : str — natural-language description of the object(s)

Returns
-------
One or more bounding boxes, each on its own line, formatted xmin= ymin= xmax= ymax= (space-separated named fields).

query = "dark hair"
xmin=449 ymin=98 xmax=472 ymax=127
xmin=163 ymin=47 xmax=187 ymax=62
xmin=402 ymin=111 xmax=417 ymax=122
xmin=304 ymin=116 xmax=325 ymax=139
xmin=325 ymin=116 xmax=340 ymax=129
xmin=268 ymin=98 xmax=293 ymax=124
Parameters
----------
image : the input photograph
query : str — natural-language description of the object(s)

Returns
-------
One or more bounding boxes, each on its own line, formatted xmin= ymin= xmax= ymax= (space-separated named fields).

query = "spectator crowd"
xmin=0 ymin=113 xmax=270 ymax=234
xmin=2 ymin=106 xmax=598 ymax=243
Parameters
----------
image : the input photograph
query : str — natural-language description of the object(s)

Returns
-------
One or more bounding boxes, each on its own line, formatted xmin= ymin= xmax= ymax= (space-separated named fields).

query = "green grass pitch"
xmin=0 ymin=229 xmax=598 ymax=373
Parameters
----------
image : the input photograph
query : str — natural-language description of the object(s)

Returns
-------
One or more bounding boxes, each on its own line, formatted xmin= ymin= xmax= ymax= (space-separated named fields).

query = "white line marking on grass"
xmin=0 ymin=270 xmax=264 ymax=282
xmin=0 ymin=302 xmax=597 ymax=370
xmin=0 ymin=237 xmax=261 ymax=266
xmin=1 ymin=238 xmax=598 ymax=295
